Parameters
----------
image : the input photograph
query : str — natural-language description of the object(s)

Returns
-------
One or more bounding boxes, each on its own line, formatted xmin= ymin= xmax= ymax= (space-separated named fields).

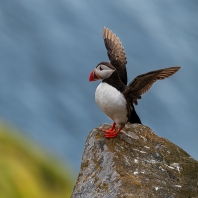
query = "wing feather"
xmin=103 ymin=27 xmax=128 ymax=85
xmin=123 ymin=66 xmax=181 ymax=104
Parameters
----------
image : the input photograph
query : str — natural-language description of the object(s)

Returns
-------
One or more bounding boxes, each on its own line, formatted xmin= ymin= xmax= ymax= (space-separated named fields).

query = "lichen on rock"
xmin=71 ymin=123 xmax=198 ymax=198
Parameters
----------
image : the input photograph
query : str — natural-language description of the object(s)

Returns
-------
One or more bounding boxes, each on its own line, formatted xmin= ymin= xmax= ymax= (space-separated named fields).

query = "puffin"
xmin=89 ymin=27 xmax=180 ymax=138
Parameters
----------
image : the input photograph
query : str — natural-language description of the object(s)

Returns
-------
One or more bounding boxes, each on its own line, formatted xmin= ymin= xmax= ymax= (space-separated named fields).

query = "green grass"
xmin=0 ymin=123 xmax=74 ymax=198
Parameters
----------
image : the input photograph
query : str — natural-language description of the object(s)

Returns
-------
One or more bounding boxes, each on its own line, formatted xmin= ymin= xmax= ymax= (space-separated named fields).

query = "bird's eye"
xmin=99 ymin=66 xmax=103 ymax=71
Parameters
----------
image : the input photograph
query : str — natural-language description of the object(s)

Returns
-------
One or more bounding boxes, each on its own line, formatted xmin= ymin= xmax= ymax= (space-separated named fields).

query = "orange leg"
xmin=102 ymin=122 xmax=116 ymax=133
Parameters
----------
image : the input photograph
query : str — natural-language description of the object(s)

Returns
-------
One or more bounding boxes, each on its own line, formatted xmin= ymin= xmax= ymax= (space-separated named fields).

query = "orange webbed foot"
xmin=105 ymin=131 xmax=119 ymax=138
xmin=104 ymin=127 xmax=123 ymax=138
xmin=101 ymin=122 xmax=123 ymax=138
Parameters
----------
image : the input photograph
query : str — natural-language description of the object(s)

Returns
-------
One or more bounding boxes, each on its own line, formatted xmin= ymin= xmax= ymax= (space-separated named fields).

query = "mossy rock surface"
xmin=0 ymin=124 xmax=74 ymax=198
xmin=72 ymin=123 xmax=198 ymax=198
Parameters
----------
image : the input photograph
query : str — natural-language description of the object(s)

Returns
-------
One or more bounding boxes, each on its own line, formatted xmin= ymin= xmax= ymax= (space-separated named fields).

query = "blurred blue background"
xmin=0 ymin=0 xmax=197 ymax=174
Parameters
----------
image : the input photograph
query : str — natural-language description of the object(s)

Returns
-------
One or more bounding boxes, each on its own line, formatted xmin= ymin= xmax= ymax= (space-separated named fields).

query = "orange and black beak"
xmin=89 ymin=69 xmax=100 ymax=82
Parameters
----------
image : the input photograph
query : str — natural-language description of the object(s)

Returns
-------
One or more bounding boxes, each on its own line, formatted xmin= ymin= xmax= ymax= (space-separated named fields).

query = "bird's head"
xmin=89 ymin=62 xmax=116 ymax=82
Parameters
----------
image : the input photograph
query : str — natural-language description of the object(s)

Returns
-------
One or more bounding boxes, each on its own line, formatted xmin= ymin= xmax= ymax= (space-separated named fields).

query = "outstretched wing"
xmin=103 ymin=27 xmax=128 ymax=85
xmin=123 ymin=66 xmax=181 ymax=105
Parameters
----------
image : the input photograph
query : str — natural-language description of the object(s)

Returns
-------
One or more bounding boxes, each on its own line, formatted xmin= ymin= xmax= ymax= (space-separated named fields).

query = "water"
xmin=0 ymin=0 xmax=197 ymax=172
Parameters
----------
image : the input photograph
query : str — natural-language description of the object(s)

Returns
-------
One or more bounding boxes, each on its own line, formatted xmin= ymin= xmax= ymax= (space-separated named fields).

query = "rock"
xmin=71 ymin=123 xmax=198 ymax=198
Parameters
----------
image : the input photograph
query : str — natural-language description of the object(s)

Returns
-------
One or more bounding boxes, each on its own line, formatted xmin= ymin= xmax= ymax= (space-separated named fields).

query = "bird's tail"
xmin=129 ymin=105 xmax=142 ymax=124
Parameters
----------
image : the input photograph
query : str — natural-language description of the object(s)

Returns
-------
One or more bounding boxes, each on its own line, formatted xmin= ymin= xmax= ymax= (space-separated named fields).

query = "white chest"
xmin=95 ymin=82 xmax=128 ymax=125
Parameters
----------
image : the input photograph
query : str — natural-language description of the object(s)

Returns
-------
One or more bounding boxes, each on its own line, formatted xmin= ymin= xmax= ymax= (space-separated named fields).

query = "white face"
xmin=95 ymin=64 xmax=115 ymax=80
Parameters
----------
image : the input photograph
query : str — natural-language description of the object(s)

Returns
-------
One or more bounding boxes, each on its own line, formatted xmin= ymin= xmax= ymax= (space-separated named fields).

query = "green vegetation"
xmin=0 ymin=123 xmax=74 ymax=198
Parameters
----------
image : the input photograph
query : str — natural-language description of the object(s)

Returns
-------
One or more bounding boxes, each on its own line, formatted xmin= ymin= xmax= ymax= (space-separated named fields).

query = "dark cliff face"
xmin=71 ymin=124 xmax=198 ymax=198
